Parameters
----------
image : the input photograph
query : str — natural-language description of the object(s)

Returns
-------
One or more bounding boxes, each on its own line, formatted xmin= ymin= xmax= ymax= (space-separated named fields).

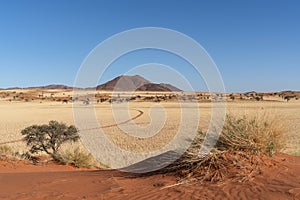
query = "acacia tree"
xmin=21 ymin=121 xmax=80 ymax=160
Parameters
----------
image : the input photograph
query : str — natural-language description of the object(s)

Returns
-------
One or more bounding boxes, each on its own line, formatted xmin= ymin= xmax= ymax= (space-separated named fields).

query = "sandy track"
xmin=0 ymin=139 xmax=24 ymax=145
xmin=0 ymin=109 xmax=144 ymax=146
xmin=84 ymin=109 xmax=144 ymax=130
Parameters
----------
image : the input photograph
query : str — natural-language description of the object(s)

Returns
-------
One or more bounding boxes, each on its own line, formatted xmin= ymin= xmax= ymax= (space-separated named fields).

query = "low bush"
xmin=0 ymin=145 xmax=20 ymax=161
xmin=0 ymin=145 xmax=12 ymax=155
xmin=164 ymin=114 xmax=285 ymax=183
xmin=217 ymin=114 xmax=284 ymax=156
xmin=59 ymin=147 xmax=94 ymax=168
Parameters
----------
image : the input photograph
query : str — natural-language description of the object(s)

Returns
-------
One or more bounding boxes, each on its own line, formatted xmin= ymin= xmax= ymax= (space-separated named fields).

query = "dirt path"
xmin=0 ymin=109 xmax=144 ymax=145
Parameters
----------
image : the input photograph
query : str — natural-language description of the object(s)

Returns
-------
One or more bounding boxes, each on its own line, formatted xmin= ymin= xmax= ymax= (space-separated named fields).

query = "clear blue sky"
xmin=0 ymin=0 xmax=299 ymax=92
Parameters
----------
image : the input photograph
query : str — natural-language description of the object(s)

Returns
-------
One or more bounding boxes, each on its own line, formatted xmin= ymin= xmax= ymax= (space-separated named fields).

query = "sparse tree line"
xmin=1 ymin=90 xmax=299 ymax=103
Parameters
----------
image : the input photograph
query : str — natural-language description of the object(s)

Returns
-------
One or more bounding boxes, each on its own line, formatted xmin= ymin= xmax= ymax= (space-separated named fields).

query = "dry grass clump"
xmin=0 ymin=145 xmax=23 ymax=162
xmin=0 ymin=145 xmax=13 ymax=160
xmin=292 ymin=152 xmax=300 ymax=157
xmin=59 ymin=147 xmax=95 ymax=168
xmin=217 ymin=114 xmax=285 ymax=156
xmin=0 ymin=144 xmax=96 ymax=168
xmin=0 ymin=145 xmax=12 ymax=155
xmin=165 ymin=114 xmax=285 ymax=183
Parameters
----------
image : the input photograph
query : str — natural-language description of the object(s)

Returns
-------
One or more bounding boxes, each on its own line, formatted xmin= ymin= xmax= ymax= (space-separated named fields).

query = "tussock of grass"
xmin=59 ymin=147 xmax=95 ymax=168
xmin=0 ymin=144 xmax=96 ymax=168
xmin=0 ymin=145 xmax=20 ymax=161
xmin=291 ymin=152 xmax=300 ymax=157
xmin=0 ymin=145 xmax=12 ymax=156
xmin=217 ymin=114 xmax=285 ymax=156
xmin=164 ymin=114 xmax=285 ymax=183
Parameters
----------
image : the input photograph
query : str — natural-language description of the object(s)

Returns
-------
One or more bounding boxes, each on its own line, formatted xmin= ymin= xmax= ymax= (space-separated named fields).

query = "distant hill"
xmin=0 ymin=77 xmax=181 ymax=91
xmin=43 ymin=85 xmax=73 ymax=90
xmin=244 ymin=91 xmax=257 ymax=94
xmin=136 ymin=83 xmax=181 ymax=92
xmin=96 ymin=75 xmax=150 ymax=91
xmin=31 ymin=84 xmax=74 ymax=90
xmin=2 ymin=87 xmax=22 ymax=90
xmin=0 ymin=85 xmax=74 ymax=90
xmin=159 ymin=83 xmax=182 ymax=92
xmin=96 ymin=75 xmax=181 ymax=92
xmin=6 ymin=85 xmax=74 ymax=90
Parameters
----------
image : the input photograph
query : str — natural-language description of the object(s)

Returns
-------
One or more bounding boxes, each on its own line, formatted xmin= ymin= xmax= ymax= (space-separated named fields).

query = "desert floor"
xmin=0 ymin=99 xmax=300 ymax=199
xmin=1 ymin=100 xmax=299 ymax=155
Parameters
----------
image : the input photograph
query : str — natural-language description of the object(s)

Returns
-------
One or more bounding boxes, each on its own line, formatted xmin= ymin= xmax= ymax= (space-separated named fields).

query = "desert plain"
xmin=0 ymin=88 xmax=300 ymax=199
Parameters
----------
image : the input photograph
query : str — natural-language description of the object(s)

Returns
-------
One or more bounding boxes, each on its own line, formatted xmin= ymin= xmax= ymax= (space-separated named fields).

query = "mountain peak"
xmin=96 ymin=75 xmax=181 ymax=92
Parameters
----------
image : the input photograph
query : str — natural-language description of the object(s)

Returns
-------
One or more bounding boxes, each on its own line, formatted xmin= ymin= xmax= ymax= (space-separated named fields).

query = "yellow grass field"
xmin=0 ymin=94 xmax=299 ymax=157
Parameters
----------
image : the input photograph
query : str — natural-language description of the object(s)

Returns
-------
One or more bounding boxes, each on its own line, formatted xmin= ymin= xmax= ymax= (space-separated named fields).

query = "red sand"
xmin=0 ymin=153 xmax=300 ymax=200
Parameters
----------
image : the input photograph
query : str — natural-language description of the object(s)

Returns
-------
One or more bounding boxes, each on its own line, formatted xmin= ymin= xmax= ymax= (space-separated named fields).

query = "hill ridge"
xmin=96 ymin=75 xmax=182 ymax=92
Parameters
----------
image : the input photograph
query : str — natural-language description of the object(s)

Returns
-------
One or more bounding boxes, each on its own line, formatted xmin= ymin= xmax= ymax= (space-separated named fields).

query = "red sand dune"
xmin=0 ymin=153 xmax=300 ymax=200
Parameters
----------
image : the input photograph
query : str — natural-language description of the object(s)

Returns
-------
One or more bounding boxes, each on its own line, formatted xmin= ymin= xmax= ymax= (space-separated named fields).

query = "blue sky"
xmin=0 ymin=0 xmax=299 ymax=92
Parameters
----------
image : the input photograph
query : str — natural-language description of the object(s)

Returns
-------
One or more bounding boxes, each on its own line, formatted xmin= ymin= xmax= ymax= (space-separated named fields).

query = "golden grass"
xmin=0 ymin=145 xmax=20 ymax=161
xmin=163 ymin=113 xmax=286 ymax=183
xmin=0 ymin=145 xmax=13 ymax=156
xmin=0 ymin=97 xmax=299 ymax=160
xmin=59 ymin=146 xmax=95 ymax=168
xmin=217 ymin=113 xmax=285 ymax=156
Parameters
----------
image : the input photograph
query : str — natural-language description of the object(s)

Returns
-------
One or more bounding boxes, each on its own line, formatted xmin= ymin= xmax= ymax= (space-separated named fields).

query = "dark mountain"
xmin=42 ymin=85 xmax=74 ymax=89
xmin=136 ymin=83 xmax=181 ymax=92
xmin=96 ymin=75 xmax=150 ymax=91
xmin=159 ymin=83 xmax=181 ymax=92
xmin=96 ymin=75 xmax=181 ymax=91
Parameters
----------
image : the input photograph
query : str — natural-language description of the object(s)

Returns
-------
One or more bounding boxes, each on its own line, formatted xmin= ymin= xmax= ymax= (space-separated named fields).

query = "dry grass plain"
xmin=0 ymin=91 xmax=299 ymax=158
xmin=1 ymin=90 xmax=300 ymax=200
